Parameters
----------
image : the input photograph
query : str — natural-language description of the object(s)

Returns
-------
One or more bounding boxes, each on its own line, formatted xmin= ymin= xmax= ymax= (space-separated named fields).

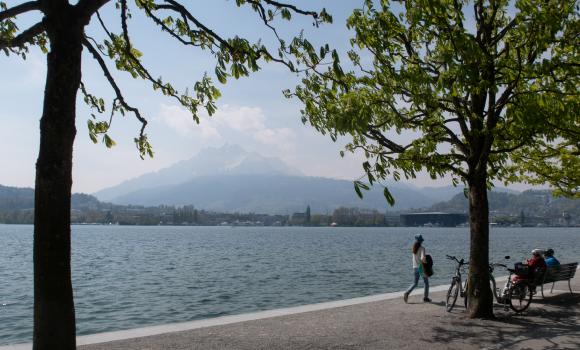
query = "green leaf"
xmin=103 ymin=134 xmax=116 ymax=148
xmin=383 ymin=187 xmax=395 ymax=206
xmin=354 ymin=182 xmax=363 ymax=199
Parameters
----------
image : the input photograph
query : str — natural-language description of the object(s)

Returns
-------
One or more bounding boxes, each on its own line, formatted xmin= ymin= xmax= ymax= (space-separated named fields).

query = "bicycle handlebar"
xmin=446 ymin=255 xmax=465 ymax=265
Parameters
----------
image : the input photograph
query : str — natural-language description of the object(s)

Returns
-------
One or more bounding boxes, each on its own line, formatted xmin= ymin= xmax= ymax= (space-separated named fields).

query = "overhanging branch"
xmin=262 ymin=0 xmax=318 ymax=18
xmin=147 ymin=0 xmax=307 ymax=71
xmin=364 ymin=129 xmax=408 ymax=154
xmin=82 ymin=37 xmax=148 ymax=138
xmin=0 ymin=1 xmax=39 ymax=21
xmin=0 ymin=21 xmax=44 ymax=51
xmin=140 ymin=3 xmax=202 ymax=47
xmin=76 ymin=0 xmax=111 ymax=19
xmin=95 ymin=10 xmax=191 ymax=107
xmin=490 ymin=140 xmax=527 ymax=154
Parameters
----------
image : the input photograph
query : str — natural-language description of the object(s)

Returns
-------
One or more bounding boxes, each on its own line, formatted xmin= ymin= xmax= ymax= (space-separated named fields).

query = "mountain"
xmin=93 ymin=144 xmax=468 ymax=213
xmin=101 ymin=175 xmax=463 ymax=214
xmin=94 ymin=144 xmax=302 ymax=201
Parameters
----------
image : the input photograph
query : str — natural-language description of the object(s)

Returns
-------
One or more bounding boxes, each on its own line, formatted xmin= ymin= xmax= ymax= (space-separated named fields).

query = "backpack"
xmin=423 ymin=254 xmax=434 ymax=277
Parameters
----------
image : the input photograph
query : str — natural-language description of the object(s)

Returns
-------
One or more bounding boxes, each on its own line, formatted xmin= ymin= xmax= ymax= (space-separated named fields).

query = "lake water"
xmin=1 ymin=225 xmax=578 ymax=345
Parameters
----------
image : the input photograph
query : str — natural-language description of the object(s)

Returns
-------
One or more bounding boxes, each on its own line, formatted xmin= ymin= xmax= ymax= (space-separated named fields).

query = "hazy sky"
xmin=0 ymin=1 xmax=534 ymax=194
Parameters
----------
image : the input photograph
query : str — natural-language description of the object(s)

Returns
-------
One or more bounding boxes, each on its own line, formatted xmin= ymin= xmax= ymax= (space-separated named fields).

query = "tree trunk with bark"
xmin=33 ymin=5 xmax=84 ymax=350
xmin=466 ymin=174 xmax=494 ymax=318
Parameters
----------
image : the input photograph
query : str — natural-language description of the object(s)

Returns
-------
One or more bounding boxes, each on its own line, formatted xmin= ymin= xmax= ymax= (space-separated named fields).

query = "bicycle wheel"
xmin=490 ymin=276 xmax=499 ymax=302
xmin=508 ymin=282 xmax=533 ymax=313
xmin=463 ymin=281 xmax=469 ymax=309
xmin=446 ymin=278 xmax=460 ymax=312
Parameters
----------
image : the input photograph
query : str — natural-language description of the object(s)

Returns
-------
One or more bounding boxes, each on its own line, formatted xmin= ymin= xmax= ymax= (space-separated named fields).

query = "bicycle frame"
xmin=448 ymin=255 xmax=533 ymax=314
xmin=445 ymin=255 xmax=468 ymax=312
xmin=491 ymin=259 xmax=535 ymax=313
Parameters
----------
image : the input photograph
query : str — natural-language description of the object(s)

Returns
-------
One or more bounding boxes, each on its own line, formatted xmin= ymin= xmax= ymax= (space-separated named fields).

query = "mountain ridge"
xmin=95 ymin=144 xmax=302 ymax=201
xmin=100 ymin=173 xmax=464 ymax=213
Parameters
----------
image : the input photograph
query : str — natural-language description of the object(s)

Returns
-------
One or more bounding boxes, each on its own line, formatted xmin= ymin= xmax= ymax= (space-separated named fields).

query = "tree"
xmin=291 ymin=0 xmax=578 ymax=318
xmin=0 ymin=1 xmax=329 ymax=348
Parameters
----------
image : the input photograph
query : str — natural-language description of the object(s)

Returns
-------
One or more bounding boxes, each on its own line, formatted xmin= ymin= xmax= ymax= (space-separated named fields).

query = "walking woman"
xmin=403 ymin=234 xmax=430 ymax=303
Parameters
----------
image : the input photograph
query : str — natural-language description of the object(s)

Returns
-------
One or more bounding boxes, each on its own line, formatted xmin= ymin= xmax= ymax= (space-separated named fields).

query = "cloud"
xmin=158 ymin=103 xmax=295 ymax=153
xmin=213 ymin=105 xmax=295 ymax=153
xmin=214 ymin=105 xmax=265 ymax=131
xmin=158 ymin=104 xmax=221 ymax=140
xmin=253 ymin=128 xmax=295 ymax=152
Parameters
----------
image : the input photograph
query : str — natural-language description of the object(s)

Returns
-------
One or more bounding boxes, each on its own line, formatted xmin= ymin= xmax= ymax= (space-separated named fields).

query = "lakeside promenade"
xmin=3 ymin=274 xmax=579 ymax=350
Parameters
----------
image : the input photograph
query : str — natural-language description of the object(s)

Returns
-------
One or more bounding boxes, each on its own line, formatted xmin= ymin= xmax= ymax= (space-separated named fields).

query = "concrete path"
xmin=78 ymin=276 xmax=580 ymax=350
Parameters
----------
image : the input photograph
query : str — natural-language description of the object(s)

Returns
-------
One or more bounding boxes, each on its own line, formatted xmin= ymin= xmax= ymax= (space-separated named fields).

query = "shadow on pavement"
xmin=431 ymin=293 xmax=580 ymax=350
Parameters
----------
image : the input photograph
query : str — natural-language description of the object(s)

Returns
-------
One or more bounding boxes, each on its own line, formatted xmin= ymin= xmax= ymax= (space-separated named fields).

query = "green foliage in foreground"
xmin=289 ymin=0 xmax=579 ymax=317
xmin=290 ymin=0 xmax=579 ymax=198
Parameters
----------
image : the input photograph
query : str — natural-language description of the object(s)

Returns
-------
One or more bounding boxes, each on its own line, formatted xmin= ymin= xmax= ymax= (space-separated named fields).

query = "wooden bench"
xmin=538 ymin=262 xmax=578 ymax=298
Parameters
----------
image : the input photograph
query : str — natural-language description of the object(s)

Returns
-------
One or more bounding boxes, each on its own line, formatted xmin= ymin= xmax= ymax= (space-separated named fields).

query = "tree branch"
xmin=82 ymin=37 xmax=148 ymax=139
xmin=120 ymin=0 xmax=131 ymax=50
xmin=490 ymin=140 xmax=527 ymax=154
xmin=0 ymin=1 xmax=39 ymax=21
xmin=76 ymin=0 xmax=111 ymax=19
xmin=95 ymin=10 xmax=183 ymax=103
xmin=154 ymin=1 xmax=297 ymax=71
xmin=140 ymin=3 xmax=202 ymax=47
xmin=0 ymin=21 xmax=44 ymax=50
xmin=262 ymin=0 xmax=318 ymax=18
xmin=364 ymin=129 xmax=408 ymax=154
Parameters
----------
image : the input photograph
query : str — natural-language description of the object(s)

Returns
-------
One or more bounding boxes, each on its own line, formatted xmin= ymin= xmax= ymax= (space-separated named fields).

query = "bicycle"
xmin=490 ymin=257 xmax=536 ymax=313
xmin=488 ymin=258 xmax=509 ymax=303
xmin=446 ymin=255 xmax=517 ymax=313
xmin=445 ymin=255 xmax=468 ymax=312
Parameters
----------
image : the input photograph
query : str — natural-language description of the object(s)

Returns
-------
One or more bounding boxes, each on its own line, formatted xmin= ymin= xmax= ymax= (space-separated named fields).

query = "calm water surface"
xmin=1 ymin=225 xmax=578 ymax=345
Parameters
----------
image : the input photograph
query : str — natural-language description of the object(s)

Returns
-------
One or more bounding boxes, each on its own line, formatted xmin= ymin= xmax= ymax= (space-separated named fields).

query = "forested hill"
xmin=0 ymin=185 xmax=34 ymax=210
xmin=427 ymin=190 xmax=580 ymax=218
xmin=0 ymin=185 xmax=102 ymax=210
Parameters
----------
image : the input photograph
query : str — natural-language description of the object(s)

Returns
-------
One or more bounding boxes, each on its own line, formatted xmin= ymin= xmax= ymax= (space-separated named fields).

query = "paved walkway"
xmin=77 ymin=275 xmax=580 ymax=350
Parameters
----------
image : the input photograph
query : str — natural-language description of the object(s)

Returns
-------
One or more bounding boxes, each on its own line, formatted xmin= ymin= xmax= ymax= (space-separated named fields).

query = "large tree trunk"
xmin=34 ymin=7 xmax=84 ymax=350
xmin=466 ymin=175 xmax=494 ymax=318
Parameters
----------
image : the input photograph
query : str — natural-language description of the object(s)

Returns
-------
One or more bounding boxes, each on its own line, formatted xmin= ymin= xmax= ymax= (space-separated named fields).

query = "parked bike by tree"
xmin=445 ymin=255 xmax=468 ymax=312
xmin=446 ymin=255 xmax=539 ymax=313
xmin=491 ymin=256 xmax=540 ymax=313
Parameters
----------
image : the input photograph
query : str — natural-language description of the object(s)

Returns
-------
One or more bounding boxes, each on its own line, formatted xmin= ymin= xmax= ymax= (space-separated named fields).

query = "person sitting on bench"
xmin=513 ymin=249 xmax=547 ymax=284
xmin=544 ymin=248 xmax=560 ymax=266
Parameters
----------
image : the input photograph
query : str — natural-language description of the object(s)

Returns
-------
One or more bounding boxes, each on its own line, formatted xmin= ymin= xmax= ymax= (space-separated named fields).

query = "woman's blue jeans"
xmin=405 ymin=267 xmax=429 ymax=298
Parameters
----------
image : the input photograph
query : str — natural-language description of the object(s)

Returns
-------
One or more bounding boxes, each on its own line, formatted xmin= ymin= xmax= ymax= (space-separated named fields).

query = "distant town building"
xmin=384 ymin=212 xmax=401 ymax=226
xmin=290 ymin=205 xmax=312 ymax=225
xmin=290 ymin=212 xmax=307 ymax=225
xmin=400 ymin=212 xmax=468 ymax=227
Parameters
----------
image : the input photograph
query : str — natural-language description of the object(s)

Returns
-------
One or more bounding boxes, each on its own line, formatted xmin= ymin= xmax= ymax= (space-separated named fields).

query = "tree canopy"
xmin=290 ymin=0 xmax=579 ymax=318
xmin=292 ymin=0 xmax=579 ymax=199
